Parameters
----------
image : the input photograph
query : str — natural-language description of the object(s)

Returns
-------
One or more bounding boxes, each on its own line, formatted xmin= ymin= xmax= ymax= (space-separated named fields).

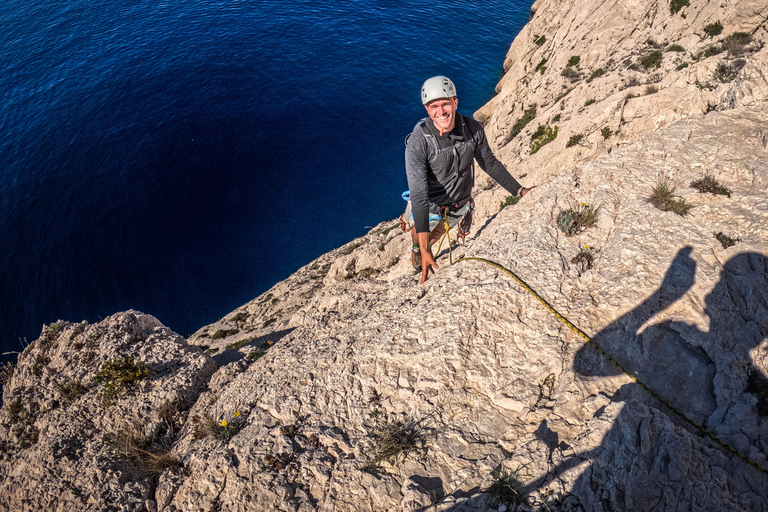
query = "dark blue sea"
xmin=0 ymin=0 xmax=533 ymax=360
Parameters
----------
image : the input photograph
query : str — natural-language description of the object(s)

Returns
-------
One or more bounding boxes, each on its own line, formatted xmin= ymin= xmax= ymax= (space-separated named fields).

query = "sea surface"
xmin=0 ymin=0 xmax=534 ymax=359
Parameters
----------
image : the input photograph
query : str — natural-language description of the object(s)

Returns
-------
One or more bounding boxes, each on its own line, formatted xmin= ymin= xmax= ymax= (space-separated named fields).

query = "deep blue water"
xmin=0 ymin=0 xmax=533 ymax=358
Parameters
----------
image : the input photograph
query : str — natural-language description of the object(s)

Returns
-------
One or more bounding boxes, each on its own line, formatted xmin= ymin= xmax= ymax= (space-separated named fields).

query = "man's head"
xmin=421 ymin=76 xmax=458 ymax=134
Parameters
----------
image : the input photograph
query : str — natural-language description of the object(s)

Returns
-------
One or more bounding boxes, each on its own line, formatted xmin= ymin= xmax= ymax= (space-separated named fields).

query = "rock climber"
xmin=405 ymin=75 xmax=532 ymax=283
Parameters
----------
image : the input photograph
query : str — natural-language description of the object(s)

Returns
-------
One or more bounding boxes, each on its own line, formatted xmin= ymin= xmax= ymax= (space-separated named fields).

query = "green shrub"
xmin=247 ymin=350 xmax=265 ymax=361
xmin=690 ymin=174 xmax=731 ymax=196
xmin=263 ymin=318 xmax=277 ymax=328
xmin=499 ymin=195 xmax=521 ymax=210
xmin=703 ymin=21 xmax=723 ymax=38
xmin=507 ymin=105 xmax=537 ymax=142
xmin=601 ymin=126 xmax=612 ymax=139
xmin=715 ymin=232 xmax=737 ymax=249
xmin=586 ymin=68 xmax=605 ymax=83
xmin=552 ymin=114 xmax=561 ymax=123
xmin=567 ymin=55 xmax=581 ymax=67
xmin=530 ymin=124 xmax=546 ymax=140
xmin=722 ymin=31 xmax=753 ymax=56
xmin=649 ymin=178 xmax=693 ymax=216
xmin=670 ymin=0 xmax=689 ymax=15
xmin=702 ymin=44 xmax=723 ymax=58
xmin=645 ymin=84 xmax=659 ymax=94
xmin=566 ymin=134 xmax=584 ymax=148
xmin=93 ymin=358 xmax=150 ymax=406
xmin=561 ymin=67 xmax=581 ymax=81
xmin=666 ymin=44 xmax=685 ymax=52
xmin=557 ymin=203 xmax=600 ymax=236
xmin=555 ymin=88 xmax=573 ymax=103
xmin=484 ymin=471 xmax=524 ymax=509
xmin=676 ymin=62 xmax=690 ymax=71
xmin=713 ymin=62 xmax=740 ymax=83
xmin=230 ymin=312 xmax=249 ymax=322
xmin=584 ymin=98 xmax=596 ymax=106
xmin=530 ymin=126 xmax=559 ymax=154
xmin=211 ymin=329 xmax=238 ymax=340
xmin=535 ymin=58 xmax=548 ymax=74
xmin=535 ymin=35 xmax=546 ymax=46
xmin=205 ymin=347 xmax=219 ymax=354
xmin=641 ymin=51 xmax=663 ymax=69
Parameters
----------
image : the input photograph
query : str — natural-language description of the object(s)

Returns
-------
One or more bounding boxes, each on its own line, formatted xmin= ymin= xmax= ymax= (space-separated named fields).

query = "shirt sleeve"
xmin=405 ymin=129 xmax=432 ymax=233
xmin=472 ymin=121 xmax=522 ymax=196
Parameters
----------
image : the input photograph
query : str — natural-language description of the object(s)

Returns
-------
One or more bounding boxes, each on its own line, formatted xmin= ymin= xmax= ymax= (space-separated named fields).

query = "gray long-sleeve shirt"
xmin=405 ymin=113 xmax=522 ymax=233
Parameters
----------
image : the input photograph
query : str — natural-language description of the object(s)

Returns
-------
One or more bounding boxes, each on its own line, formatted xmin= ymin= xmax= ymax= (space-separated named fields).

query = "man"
xmin=405 ymin=75 xmax=532 ymax=283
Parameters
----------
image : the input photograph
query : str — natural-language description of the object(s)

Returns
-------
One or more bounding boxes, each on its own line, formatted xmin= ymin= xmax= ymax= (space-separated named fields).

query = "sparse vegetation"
xmin=723 ymin=32 xmax=753 ymax=56
xmin=701 ymin=44 xmax=724 ymax=59
xmin=715 ymin=232 xmax=738 ymax=249
xmin=670 ymin=0 xmax=689 ymax=15
xmin=193 ymin=411 xmax=246 ymax=443
xmin=552 ymin=114 xmax=561 ymax=123
xmin=500 ymin=195 xmax=521 ymax=210
xmin=586 ymin=68 xmax=605 ymax=83
xmin=601 ymin=126 xmax=612 ymax=139
xmin=641 ymin=51 xmax=663 ymax=69
xmin=645 ymin=84 xmax=659 ymax=94
xmin=584 ymin=98 xmax=596 ymax=106
xmin=555 ymin=88 xmax=573 ymax=103
xmin=535 ymin=35 xmax=546 ymax=46
xmin=247 ymin=350 xmax=265 ymax=361
xmin=703 ymin=21 xmax=723 ymax=38
xmin=225 ymin=338 xmax=252 ymax=350
xmin=566 ymin=55 xmax=581 ymax=67
xmin=561 ymin=67 xmax=581 ymax=81
xmin=557 ymin=203 xmax=600 ymax=236
xmin=529 ymin=126 xmax=559 ymax=154
xmin=713 ymin=60 xmax=745 ymax=83
xmin=54 ymin=378 xmax=86 ymax=406
xmin=691 ymin=174 xmax=731 ymax=197
xmin=93 ymin=358 xmax=150 ymax=406
xmin=211 ymin=329 xmax=238 ymax=340
xmin=107 ymin=424 xmax=180 ymax=474
xmin=381 ymin=223 xmax=400 ymax=236
xmin=535 ymin=58 xmax=548 ymax=74
xmin=263 ymin=318 xmax=277 ymax=328
xmin=649 ymin=178 xmax=693 ymax=216
xmin=484 ymin=471 xmax=524 ymax=509
xmin=205 ymin=347 xmax=219 ymax=354
xmin=666 ymin=44 xmax=685 ymax=52
xmin=230 ymin=312 xmax=250 ymax=323
xmin=507 ymin=105 xmax=537 ymax=142
xmin=0 ymin=361 xmax=14 ymax=387
xmin=367 ymin=417 xmax=426 ymax=466
xmin=676 ymin=62 xmax=690 ymax=71
xmin=572 ymin=246 xmax=596 ymax=274
xmin=566 ymin=134 xmax=584 ymax=148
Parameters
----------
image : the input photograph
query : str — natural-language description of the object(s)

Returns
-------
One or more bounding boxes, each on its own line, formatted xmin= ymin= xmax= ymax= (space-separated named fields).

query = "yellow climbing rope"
xmin=436 ymin=217 xmax=768 ymax=477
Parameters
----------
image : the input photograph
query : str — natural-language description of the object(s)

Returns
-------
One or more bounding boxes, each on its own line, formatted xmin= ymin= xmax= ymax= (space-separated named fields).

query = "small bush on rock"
xmin=715 ymin=232 xmax=738 ymax=249
xmin=566 ymin=134 xmax=584 ymax=147
xmin=670 ymin=0 xmax=688 ymax=14
xmin=601 ymin=126 xmax=612 ymax=139
xmin=691 ymin=174 xmax=731 ymax=196
xmin=666 ymin=44 xmax=685 ymax=52
xmin=723 ymin=32 xmax=753 ymax=56
xmin=557 ymin=203 xmax=600 ymax=236
xmin=93 ymin=358 xmax=150 ymax=406
xmin=567 ymin=55 xmax=581 ymax=67
xmin=367 ymin=416 xmax=427 ymax=466
xmin=586 ymin=68 xmax=605 ymax=83
xmin=500 ymin=195 xmax=521 ymax=210
xmin=703 ymin=21 xmax=723 ymax=38
xmin=535 ymin=35 xmax=546 ymax=46
xmin=561 ymin=67 xmax=581 ymax=81
xmin=484 ymin=471 xmax=524 ymax=509
xmin=649 ymin=178 xmax=693 ymax=217
xmin=506 ymin=105 xmax=537 ymax=142
xmin=193 ymin=411 xmax=246 ymax=443
xmin=641 ymin=51 xmax=663 ymax=69
xmin=572 ymin=246 xmax=596 ymax=274
xmin=530 ymin=126 xmax=558 ymax=154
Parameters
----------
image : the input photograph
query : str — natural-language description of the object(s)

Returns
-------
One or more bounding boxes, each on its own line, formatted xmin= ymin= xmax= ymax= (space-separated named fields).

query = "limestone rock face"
xmin=0 ymin=311 xmax=216 ymax=512
xmin=3 ymin=1 xmax=768 ymax=511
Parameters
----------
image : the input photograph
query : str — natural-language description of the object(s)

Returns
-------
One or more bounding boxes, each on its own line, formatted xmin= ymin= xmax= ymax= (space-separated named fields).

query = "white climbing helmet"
xmin=421 ymin=76 xmax=457 ymax=105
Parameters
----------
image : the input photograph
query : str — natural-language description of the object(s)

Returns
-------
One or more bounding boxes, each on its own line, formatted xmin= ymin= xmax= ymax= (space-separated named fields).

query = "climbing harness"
xmin=434 ymin=216 xmax=768 ymax=477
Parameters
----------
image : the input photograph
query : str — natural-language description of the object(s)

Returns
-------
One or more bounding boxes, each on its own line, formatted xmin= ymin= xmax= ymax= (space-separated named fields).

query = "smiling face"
xmin=425 ymin=97 xmax=458 ymax=134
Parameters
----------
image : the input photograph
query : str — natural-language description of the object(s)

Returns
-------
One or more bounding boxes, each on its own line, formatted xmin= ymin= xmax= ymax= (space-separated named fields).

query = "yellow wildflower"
xmin=221 ymin=420 xmax=228 ymax=427
xmin=234 ymin=411 xmax=241 ymax=417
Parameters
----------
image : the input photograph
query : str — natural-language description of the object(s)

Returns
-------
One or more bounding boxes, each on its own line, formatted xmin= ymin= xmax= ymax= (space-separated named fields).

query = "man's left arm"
xmin=472 ymin=122 xmax=526 ymax=196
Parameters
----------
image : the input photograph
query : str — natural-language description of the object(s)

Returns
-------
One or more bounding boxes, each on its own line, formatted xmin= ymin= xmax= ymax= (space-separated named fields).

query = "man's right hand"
xmin=417 ymin=231 xmax=438 ymax=284
xmin=420 ymin=248 xmax=439 ymax=284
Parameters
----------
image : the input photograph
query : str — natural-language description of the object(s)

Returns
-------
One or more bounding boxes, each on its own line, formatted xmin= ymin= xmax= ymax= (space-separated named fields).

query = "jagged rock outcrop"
xmin=2 ymin=1 xmax=768 ymax=511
